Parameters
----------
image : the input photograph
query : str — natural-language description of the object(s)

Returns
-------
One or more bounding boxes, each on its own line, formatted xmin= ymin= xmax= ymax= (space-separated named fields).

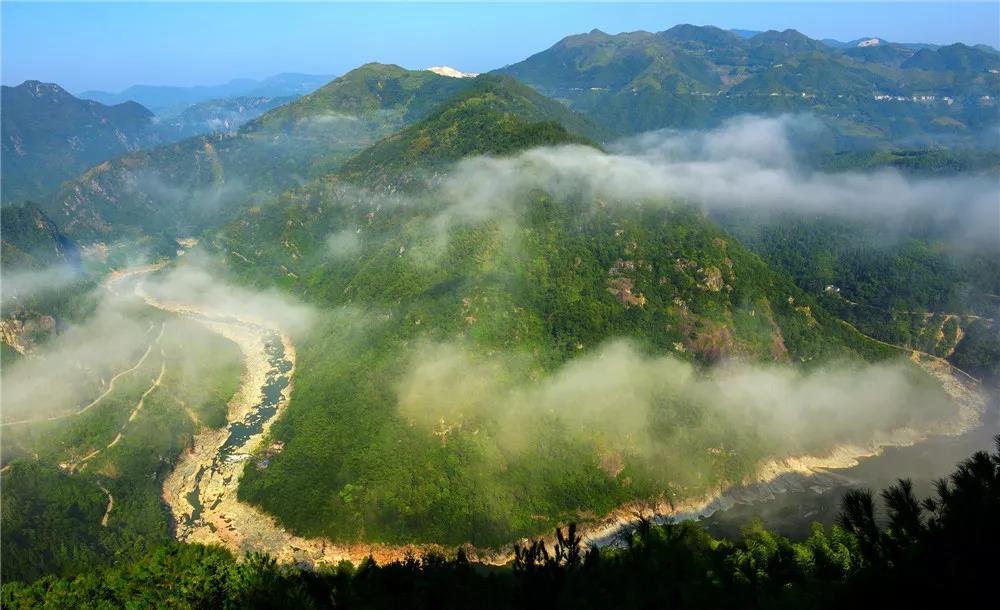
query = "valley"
xmin=1 ymin=6 xmax=998 ymax=607
xmin=77 ymin=256 xmax=988 ymax=569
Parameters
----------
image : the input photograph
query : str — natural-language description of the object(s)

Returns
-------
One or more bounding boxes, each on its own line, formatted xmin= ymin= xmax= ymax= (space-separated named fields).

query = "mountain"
xmin=0 ymin=202 xmax=79 ymax=271
xmin=78 ymin=72 xmax=333 ymax=115
xmin=497 ymin=26 xmax=1000 ymax=140
xmin=40 ymin=65 xmax=475 ymax=240
xmin=902 ymin=43 xmax=1000 ymax=74
xmin=338 ymin=74 xmax=602 ymax=185
xmin=159 ymin=95 xmax=296 ymax=138
xmin=212 ymin=76 xmax=894 ymax=547
xmin=746 ymin=28 xmax=830 ymax=59
xmin=0 ymin=203 xmax=85 ymax=358
xmin=843 ymin=43 xmax=916 ymax=67
xmin=246 ymin=63 xmax=469 ymax=132
xmin=1 ymin=81 xmax=163 ymax=204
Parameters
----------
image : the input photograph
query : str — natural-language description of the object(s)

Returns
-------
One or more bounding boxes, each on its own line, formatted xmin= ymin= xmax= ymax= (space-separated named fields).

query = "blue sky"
xmin=3 ymin=2 xmax=999 ymax=93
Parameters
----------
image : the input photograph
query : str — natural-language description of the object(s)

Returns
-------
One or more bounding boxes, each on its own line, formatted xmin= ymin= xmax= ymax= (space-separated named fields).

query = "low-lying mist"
xmin=141 ymin=253 xmax=317 ymax=334
xmin=397 ymin=339 xmax=958 ymax=480
xmin=0 ymin=254 xmax=315 ymax=424
xmin=1 ymin=264 xmax=85 ymax=308
xmin=428 ymin=114 xmax=999 ymax=247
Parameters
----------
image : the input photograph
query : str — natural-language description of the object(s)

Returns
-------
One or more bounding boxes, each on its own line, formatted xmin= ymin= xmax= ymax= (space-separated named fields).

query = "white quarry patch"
xmin=426 ymin=66 xmax=479 ymax=78
xmin=857 ymin=38 xmax=881 ymax=47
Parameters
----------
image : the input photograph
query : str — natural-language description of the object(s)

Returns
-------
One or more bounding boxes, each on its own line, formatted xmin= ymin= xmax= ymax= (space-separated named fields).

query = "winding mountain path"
xmin=837 ymin=319 xmax=982 ymax=384
xmin=1 ymin=323 xmax=164 ymax=428
xmin=69 ymin=354 xmax=167 ymax=473
xmin=97 ymin=482 xmax=114 ymax=527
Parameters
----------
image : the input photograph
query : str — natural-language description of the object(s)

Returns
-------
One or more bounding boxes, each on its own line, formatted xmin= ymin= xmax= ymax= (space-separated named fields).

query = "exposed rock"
xmin=698 ymin=266 xmax=724 ymax=292
xmin=607 ymin=277 xmax=646 ymax=308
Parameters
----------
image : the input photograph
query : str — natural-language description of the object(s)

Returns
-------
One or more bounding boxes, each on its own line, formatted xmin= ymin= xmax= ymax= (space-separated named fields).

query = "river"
xmin=698 ymin=391 xmax=998 ymax=540
xmin=113 ymin=262 xmax=995 ymax=564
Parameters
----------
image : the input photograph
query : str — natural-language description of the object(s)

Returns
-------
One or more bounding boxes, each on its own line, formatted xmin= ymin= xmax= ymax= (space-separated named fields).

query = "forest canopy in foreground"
xmin=3 ymin=436 xmax=998 ymax=609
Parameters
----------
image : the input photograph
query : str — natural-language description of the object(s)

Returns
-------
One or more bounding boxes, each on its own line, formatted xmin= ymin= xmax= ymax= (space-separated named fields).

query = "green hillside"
xmin=497 ymin=25 xmax=1000 ymax=140
xmin=209 ymin=79 xmax=906 ymax=547
xmin=39 ymin=65 xmax=474 ymax=240
xmin=339 ymin=75 xmax=601 ymax=185
xmin=1 ymin=82 xmax=163 ymax=204
xmin=1 ymin=314 xmax=243 ymax=581
xmin=0 ymin=203 xmax=80 ymax=271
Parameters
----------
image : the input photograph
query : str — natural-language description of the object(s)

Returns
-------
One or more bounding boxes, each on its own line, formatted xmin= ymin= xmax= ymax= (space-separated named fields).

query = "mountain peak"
xmin=338 ymin=73 xmax=599 ymax=184
xmin=661 ymin=24 xmax=743 ymax=46
xmin=16 ymin=80 xmax=71 ymax=99
xmin=753 ymin=28 xmax=812 ymax=42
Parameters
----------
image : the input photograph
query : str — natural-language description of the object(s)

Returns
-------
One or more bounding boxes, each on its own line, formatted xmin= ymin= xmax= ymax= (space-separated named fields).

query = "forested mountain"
xmin=78 ymin=72 xmax=333 ymax=115
xmin=158 ymin=94 xmax=297 ymax=138
xmin=338 ymin=75 xmax=602 ymax=185
xmin=0 ymin=203 xmax=80 ymax=271
xmin=1 ymin=81 xmax=164 ymax=204
xmin=38 ymin=64 xmax=475 ymax=240
xmin=3 ymin=13 xmax=997 ymax=608
xmin=497 ymin=25 xmax=1000 ymax=140
xmin=209 ymin=76 xmax=915 ymax=548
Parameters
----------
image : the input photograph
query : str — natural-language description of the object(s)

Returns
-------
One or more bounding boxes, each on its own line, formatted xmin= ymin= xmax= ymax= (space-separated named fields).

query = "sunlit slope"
xmin=40 ymin=65 xmax=474 ymax=240
xmin=0 ymin=81 xmax=163 ymax=204
xmin=1 ymin=312 xmax=243 ymax=582
xmin=496 ymin=25 xmax=1000 ymax=140
xmin=338 ymin=74 xmax=603 ymax=185
xmin=212 ymin=80 xmax=918 ymax=547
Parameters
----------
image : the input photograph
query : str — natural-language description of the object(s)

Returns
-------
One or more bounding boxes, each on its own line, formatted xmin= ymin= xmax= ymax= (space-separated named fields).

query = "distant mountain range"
xmin=1 ymin=82 xmax=310 ymax=205
xmin=78 ymin=73 xmax=334 ymax=115
xmin=498 ymin=25 xmax=999 ymax=139
xmin=6 ymin=24 xmax=999 ymax=228
xmin=159 ymin=94 xmax=298 ymax=139
xmin=1 ymin=81 xmax=165 ymax=205
xmin=37 ymin=64 xmax=475 ymax=239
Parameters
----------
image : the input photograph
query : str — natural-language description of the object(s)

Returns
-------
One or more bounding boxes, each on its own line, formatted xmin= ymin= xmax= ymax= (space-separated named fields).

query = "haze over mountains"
xmin=77 ymin=72 xmax=333 ymax=115
xmin=1 ymin=18 xmax=998 ymax=609
xmin=0 ymin=73 xmax=337 ymax=204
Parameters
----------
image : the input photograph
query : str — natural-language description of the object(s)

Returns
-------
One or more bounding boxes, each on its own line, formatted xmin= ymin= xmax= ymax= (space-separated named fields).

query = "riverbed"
xmin=698 ymin=391 xmax=998 ymax=540
xmin=113 ymin=263 xmax=994 ymax=565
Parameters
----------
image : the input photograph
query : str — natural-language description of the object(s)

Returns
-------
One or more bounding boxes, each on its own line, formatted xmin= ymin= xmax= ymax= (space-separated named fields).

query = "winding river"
xmin=113 ymin=264 xmax=993 ymax=566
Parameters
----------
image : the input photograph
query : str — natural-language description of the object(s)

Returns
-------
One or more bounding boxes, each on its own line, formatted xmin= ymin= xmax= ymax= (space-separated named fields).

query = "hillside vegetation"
xmin=5 ymin=438 xmax=997 ymax=609
xmin=498 ymin=25 xmax=1000 ymax=142
xmin=210 ymin=78 xmax=926 ymax=547
xmin=1 ymin=311 xmax=243 ymax=582
xmin=36 ymin=65 xmax=474 ymax=240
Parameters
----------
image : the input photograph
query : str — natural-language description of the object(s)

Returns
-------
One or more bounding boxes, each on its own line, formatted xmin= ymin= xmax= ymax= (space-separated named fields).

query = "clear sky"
xmin=3 ymin=2 xmax=999 ymax=93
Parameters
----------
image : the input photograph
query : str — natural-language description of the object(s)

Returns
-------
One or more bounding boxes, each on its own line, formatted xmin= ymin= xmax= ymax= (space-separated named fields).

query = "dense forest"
xmin=4 ymin=436 xmax=997 ymax=609
xmin=3 ymin=12 xmax=998 ymax=605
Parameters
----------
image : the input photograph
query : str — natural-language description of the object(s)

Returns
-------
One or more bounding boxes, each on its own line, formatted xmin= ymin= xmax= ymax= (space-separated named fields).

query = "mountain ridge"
xmin=496 ymin=25 xmax=1000 ymax=139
